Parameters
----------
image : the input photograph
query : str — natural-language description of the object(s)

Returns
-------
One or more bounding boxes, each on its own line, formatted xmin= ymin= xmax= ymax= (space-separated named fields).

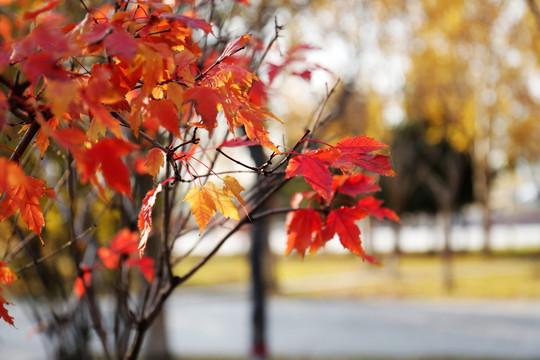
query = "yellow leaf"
xmin=87 ymin=118 xmax=108 ymax=142
xmin=222 ymin=175 xmax=245 ymax=206
xmin=183 ymin=185 xmax=216 ymax=234
xmin=206 ymin=182 xmax=240 ymax=220
xmin=145 ymin=148 xmax=164 ymax=179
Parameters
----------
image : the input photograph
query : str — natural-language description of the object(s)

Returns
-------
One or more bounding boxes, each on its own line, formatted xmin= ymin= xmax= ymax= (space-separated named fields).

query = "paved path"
xmin=165 ymin=289 xmax=540 ymax=359
xmin=3 ymin=288 xmax=540 ymax=359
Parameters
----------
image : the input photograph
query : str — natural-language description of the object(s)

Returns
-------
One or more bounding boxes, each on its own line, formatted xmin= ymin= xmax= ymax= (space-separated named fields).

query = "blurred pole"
xmin=249 ymin=215 xmax=269 ymax=360
xmin=247 ymin=142 xmax=271 ymax=360
xmin=391 ymin=221 xmax=402 ymax=279
xmin=441 ymin=209 xmax=453 ymax=292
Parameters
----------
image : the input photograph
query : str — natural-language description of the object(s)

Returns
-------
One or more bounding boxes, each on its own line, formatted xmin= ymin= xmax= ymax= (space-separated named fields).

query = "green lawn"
xmin=174 ymin=252 xmax=540 ymax=299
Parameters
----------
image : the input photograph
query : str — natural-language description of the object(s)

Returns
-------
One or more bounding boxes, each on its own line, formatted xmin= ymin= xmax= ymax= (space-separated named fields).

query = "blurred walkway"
xmin=3 ymin=287 xmax=540 ymax=359
xmin=165 ymin=287 xmax=540 ymax=359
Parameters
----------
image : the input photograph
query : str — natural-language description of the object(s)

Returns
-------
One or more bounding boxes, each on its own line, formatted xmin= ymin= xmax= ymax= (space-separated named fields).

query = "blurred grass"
xmin=174 ymin=252 xmax=540 ymax=299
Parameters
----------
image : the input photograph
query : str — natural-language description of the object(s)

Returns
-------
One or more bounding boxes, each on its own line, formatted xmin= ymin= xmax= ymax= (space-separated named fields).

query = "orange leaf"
xmin=0 ymin=263 xmax=17 ymax=285
xmin=0 ymin=158 xmax=55 ymax=236
xmin=144 ymin=148 xmax=165 ymax=179
xmin=35 ymin=116 xmax=59 ymax=159
xmin=222 ymin=175 xmax=245 ymax=207
xmin=23 ymin=0 xmax=60 ymax=21
xmin=236 ymin=109 xmax=279 ymax=152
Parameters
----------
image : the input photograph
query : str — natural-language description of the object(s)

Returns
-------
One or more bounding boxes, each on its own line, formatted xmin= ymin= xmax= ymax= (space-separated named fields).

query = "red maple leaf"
xmin=126 ymin=257 xmax=155 ymax=283
xmin=162 ymin=14 xmax=214 ymax=35
xmin=357 ymin=196 xmax=400 ymax=222
xmin=137 ymin=183 xmax=164 ymax=256
xmin=0 ymin=291 xmax=14 ymax=326
xmin=285 ymin=209 xmax=324 ymax=256
xmin=74 ymin=265 xmax=92 ymax=297
xmin=73 ymin=138 xmax=138 ymax=197
xmin=219 ymin=136 xmax=259 ymax=148
xmin=148 ymin=99 xmax=181 ymax=138
xmin=322 ymin=207 xmax=375 ymax=262
xmin=104 ymin=26 xmax=138 ymax=62
xmin=184 ymin=86 xmax=223 ymax=135
xmin=97 ymin=228 xmax=140 ymax=269
xmin=285 ymin=148 xmax=340 ymax=203
xmin=21 ymin=52 xmax=70 ymax=83
xmin=332 ymin=173 xmax=381 ymax=197
xmin=333 ymin=136 xmax=396 ymax=177
xmin=217 ymin=35 xmax=251 ymax=62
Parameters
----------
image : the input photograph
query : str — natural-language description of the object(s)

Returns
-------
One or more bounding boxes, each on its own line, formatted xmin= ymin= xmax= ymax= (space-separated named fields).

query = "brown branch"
xmin=528 ymin=0 xmax=540 ymax=31
xmin=216 ymin=148 xmax=259 ymax=171
xmin=251 ymin=17 xmax=284 ymax=73
xmin=9 ymin=121 xmax=40 ymax=162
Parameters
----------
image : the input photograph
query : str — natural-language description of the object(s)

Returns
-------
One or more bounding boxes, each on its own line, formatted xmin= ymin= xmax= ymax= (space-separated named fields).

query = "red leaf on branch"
xmin=334 ymin=136 xmax=396 ymax=176
xmin=98 ymin=228 xmax=139 ymax=269
xmin=126 ymin=257 xmax=155 ymax=282
xmin=0 ymin=292 xmax=14 ymax=326
xmin=219 ymin=136 xmax=259 ymax=148
xmin=285 ymin=148 xmax=340 ymax=203
xmin=332 ymin=173 xmax=380 ymax=197
xmin=184 ymin=86 xmax=223 ymax=135
xmin=74 ymin=265 xmax=91 ymax=297
xmin=148 ymin=99 xmax=181 ymax=137
xmin=21 ymin=52 xmax=70 ymax=82
xmin=86 ymin=138 xmax=138 ymax=196
xmin=162 ymin=13 xmax=214 ymax=34
xmin=137 ymin=183 xmax=163 ymax=256
xmin=104 ymin=26 xmax=138 ymax=62
xmin=285 ymin=209 xmax=323 ymax=256
xmin=218 ymin=34 xmax=251 ymax=62
xmin=322 ymin=207 xmax=375 ymax=262
xmin=357 ymin=196 xmax=400 ymax=222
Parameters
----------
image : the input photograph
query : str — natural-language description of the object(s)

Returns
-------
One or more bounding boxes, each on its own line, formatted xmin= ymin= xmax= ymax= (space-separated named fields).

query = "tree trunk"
xmin=440 ymin=209 xmax=453 ymax=292
xmin=390 ymin=221 xmax=402 ymax=279
xmin=143 ymin=309 xmax=171 ymax=360
xmin=250 ymin=217 xmax=270 ymax=360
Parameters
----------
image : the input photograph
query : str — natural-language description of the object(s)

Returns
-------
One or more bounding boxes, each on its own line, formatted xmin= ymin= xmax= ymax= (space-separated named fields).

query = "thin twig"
xmin=112 ymin=112 xmax=169 ymax=153
xmin=251 ymin=17 xmax=284 ymax=73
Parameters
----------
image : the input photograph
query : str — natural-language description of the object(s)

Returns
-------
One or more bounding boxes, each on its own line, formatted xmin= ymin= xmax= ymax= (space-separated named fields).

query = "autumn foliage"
xmin=0 ymin=0 xmax=396 ymax=357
